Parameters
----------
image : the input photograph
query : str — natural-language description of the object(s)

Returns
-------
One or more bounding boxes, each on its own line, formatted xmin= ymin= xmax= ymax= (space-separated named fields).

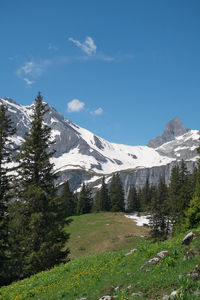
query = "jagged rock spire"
xmin=148 ymin=117 xmax=188 ymax=148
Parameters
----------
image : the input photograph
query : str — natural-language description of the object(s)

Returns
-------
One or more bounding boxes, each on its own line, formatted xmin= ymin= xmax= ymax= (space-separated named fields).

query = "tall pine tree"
xmin=140 ymin=178 xmax=151 ymax=211
xmin=126 ymin=185 xmax=140 ymax=212
xmin=99 ymin=176 xmax=110 ymax=211
xmin=109 ymin=173 xmax=125 ymax=212
xmin=76 ymin=183 xmax=92 ymax=215
xmin=0 ymin=104 xmax=16 ymax=285
xmin=149 ymin=178 xmax=169 ymax=240
xmin=59 ymin=181 xmax=75 ymax=217
xmin=10 ymin=92 xmax=70 ymax=279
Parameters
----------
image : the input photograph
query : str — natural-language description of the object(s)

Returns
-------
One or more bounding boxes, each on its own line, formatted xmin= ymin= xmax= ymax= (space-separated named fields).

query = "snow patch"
xmin=125 ymin=213 xmax=150 ymax=226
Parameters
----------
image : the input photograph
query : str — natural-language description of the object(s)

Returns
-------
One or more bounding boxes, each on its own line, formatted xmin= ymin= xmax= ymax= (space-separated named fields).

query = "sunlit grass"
xmin=1 ymin=214 xmax=200 ymax=300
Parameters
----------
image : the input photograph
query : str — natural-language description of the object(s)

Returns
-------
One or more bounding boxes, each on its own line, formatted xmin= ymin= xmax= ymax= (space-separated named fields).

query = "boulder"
xmin=162 ymin=290 xmax=178 ymax=299
xmin=140 ymin=251 xmax=168 ymax=270
xmin=98 ymin=297 xmax=113 ymax=300
xmin=125 ymin=249 xmax=137 ymax=256
xmin=181 ymin=232 xmax=195 ymax=245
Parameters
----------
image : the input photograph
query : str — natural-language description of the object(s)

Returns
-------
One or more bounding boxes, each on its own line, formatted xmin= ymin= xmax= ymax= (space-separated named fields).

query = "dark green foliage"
xmin=92 ymin=177 xmax=110 ymax=212
xmin=140 ymin=178 xmax=151 ymax=211
xmin=184 ymin=159 xmax=200 ymax=230
xmin=184 ymin=182 xmax=200 ymax=229
xmin=92 ymin=190 xmax=100 ymax=212
xmin=109 ymin=173 xmax=125 ymax=212
xmin=168 ymin=161 xmax=193 ymax=229
xmin=126 ymin=185 xmax=140 ymax=212
xmin=59 ymin=181 xmax=75 ymax=217
xmin=149 ymin=177 xmax=170 ymax=240
xmin=77 ymin=183 xmax=92 ymax=215
xmin=16 ymin=92 xmax=55 ymax=193
xmin=0 ymin=105 xmax=16 ymax=285
xmin=10 ymin=93 xmax=70 ymax=279
xmin=99 ymin=176 xmax=110 ymax=211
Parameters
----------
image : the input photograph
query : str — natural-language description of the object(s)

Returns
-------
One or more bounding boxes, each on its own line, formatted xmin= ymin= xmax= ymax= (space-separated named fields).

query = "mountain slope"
xmin=1 ymin=97 xmax=199 ymax=195
xmin=1 ymin=217 xmax=200 ymax=299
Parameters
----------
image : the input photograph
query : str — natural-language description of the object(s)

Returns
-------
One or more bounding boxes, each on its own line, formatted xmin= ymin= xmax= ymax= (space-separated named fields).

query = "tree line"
xmin=126 ymin=159 xmax=200 ymax=240
xmin=61 ymin=172 xmax=125 ymax=216
xmin=62 ymin=156 xmax=200 ymax=242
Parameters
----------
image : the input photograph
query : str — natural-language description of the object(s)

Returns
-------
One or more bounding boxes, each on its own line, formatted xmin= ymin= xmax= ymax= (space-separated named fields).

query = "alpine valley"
xmin=2 ymin=97 xmax=200 ymax=198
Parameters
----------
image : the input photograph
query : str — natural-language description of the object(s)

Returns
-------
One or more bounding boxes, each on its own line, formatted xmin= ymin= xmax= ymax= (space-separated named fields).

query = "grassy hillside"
xmin=1 ymin=213 xmax=200 ymax=300
xmin=66 ymin=212 xmax=149 ymax=259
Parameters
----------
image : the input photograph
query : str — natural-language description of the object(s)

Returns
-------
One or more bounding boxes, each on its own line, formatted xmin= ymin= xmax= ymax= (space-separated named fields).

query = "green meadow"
xmin=1 ymin=213 xmax=200 ymax=300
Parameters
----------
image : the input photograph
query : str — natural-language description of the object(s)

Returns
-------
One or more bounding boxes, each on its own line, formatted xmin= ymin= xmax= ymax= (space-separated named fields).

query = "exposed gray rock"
xmin=162 ymin=291 xmax=178 ymax=299
xmin=187 ymin=264 xmax=200 ymax=280
xmin=131 ymin=292 xmax=144 ymax=297
xmin=182 ymin=232 xmax=195 ymax=245
xmin=125 ymin=249 xmax=137 ymax=256
xmin=1 ymin=97 xmax=199 ymax=198
xmin=148 ymin=117 xmax=188 ymax=148
xmin=140 ymin=251 xmax=168 ymax=270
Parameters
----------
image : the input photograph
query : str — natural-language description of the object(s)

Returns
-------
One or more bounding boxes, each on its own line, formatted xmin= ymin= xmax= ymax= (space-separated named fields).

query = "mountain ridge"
xmin=1 ymin=97 xmax=199 ymax=196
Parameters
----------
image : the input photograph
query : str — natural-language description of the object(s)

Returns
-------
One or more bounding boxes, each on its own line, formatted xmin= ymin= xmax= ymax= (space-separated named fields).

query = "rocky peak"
xmin=148 ymin=117 xmax=188 ymax=148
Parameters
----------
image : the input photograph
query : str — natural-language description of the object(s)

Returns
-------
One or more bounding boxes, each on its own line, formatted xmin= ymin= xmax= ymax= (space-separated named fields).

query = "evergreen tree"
xmin=59 ymin=181 xmax=75 ymax=217
xmin=0 ymin=104 xmax=16 ymax=285
xmin=168 ymin=165 xmax=181 ymax=225
xmin=178 ymin=160 xmax=193 ymax=212
xmin=92 ymin=189 xmax=100 ymax=212
xmin=10 ymin=92 xmax=70 ymax=279
xmin=184 ymin=181 xmax=200 ymax=229
xmin=149 ymin=178 xmax=169 ymax=240
xmin=73 ymin=192 xmax=78 ymax=215
xmin=109 ymin=173 xmax=125 ymax=212
xmin=168 ymin=161 xmax=192 ymax=230
xmin=99 ymin=176 xmax=109 ymax=211
xmin=126 ymin=185 xmax=140 ymax=212
xmin=76 ymin=183 xmax=92 ymax=215
xmin=140 ymin=178 xmax=151 ymax=211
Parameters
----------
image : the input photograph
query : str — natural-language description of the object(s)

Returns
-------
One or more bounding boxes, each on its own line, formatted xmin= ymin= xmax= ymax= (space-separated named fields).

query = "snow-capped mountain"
xmin=1 ymin=97 xmax=199 ymax=196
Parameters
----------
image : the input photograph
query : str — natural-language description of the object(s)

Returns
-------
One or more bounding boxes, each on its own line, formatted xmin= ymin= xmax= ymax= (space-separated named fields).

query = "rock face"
xmin=148 ymin=117 xmax=188 ymax=148
xmin=1 ymin=97 xmax=199 ymax=199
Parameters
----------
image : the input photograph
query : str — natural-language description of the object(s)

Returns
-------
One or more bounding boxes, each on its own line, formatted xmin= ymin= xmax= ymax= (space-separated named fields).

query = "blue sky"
xmin=1 ymin=0 xmax=200 ymax=145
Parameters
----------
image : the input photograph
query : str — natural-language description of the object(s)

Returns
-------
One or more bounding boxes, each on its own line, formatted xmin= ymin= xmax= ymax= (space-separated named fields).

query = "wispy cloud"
xmin=90 ymin=107 xmax=103 ymax=115
xmin=68 ymin=36 xmax=97 ymax=56
xmin=24 ymin=78 xmax=34 ymax=86
xmin=67 ymin=99 xmax=85 ymax=113
xmin=17 ymin=61 xmax=43 ymax=78
xmin=17 ymin=60 xmax=50 ymax=86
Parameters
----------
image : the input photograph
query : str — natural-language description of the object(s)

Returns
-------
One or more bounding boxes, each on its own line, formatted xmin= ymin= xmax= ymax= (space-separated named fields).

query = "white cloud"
xmin=67 ymin=99 xmax=85 ymax=113
xmin=91 ymin=107 xmax=103 ymax=115
xmin=69 ymin=36 xmax=97 ymax=56
xmin=16 ymin=60 xmax=51 ymax=85
xmin=17 ymin=61 xmax=43 ymax=78
xmin=24 ymin=78 xmax=34 ymax=86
